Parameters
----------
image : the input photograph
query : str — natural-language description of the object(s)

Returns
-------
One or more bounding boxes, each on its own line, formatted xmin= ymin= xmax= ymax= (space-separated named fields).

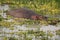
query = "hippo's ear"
xmin=31 ymin=15 xmax=38 ymax=20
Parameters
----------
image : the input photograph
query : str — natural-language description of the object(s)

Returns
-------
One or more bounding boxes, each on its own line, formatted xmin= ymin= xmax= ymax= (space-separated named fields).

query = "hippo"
xmin=6 ymin=8 xmax=47 ymax=20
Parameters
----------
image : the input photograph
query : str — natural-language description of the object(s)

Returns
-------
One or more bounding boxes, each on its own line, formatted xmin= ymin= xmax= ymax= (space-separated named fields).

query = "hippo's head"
xmin=31 ymin=15 xmax=48 ymax=20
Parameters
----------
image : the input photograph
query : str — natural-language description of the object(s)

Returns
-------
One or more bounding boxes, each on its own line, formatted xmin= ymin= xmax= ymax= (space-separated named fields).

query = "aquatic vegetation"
xmin=56 ymin=30 xmax=60 ymax=35
xmin=3 ymin=37 xmax=8 ymax=40
xmin=9 ymin=37 xmax=18 ymax=40
xmin=0 ymin=0 xmax=60 ymax=40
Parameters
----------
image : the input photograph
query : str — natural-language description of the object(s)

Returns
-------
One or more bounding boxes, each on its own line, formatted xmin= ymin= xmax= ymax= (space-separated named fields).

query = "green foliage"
xmin=47 ymin=32 xmax=54 ymax=37
xmin=3 ymin=37 xmax=8 ymax=40
xmin=56 ymin=30 xmax=60 ymax=35
xmin=0 ymin=21 xmax=14 ymax=27
xmin=0 ymin=0 xmax=60 ymax=15
xmin=7 ymin=15 xmax=13 ymax=19
xmin=35 ymin=31 xmax=46 ymax=36
xmin=9 ymin=37 xmax=18 ymax=40
xmin=0 ymin=16 xmax=3 ymax=21
xmin=9 ymin=27 xmax=14 ymax=30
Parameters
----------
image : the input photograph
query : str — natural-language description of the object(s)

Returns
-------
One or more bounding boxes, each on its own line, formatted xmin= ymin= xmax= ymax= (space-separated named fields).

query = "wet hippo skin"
xmin=6 ymin=8 xmax=47 ymax=20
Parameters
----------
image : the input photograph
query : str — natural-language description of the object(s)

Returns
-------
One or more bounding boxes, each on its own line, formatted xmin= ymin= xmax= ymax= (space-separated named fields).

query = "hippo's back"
xmin=7 ymin=8 xmax=37 ymax=19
